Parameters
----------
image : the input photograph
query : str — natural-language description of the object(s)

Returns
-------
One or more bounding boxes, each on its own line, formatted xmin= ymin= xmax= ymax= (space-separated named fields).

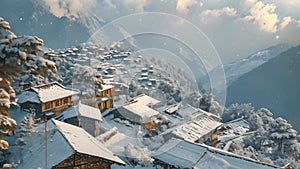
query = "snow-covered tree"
xmin=184 ymin=91 xmax=223 ymax=115
xmin=0 ymin=114 xmax=15 ymax=150
xmin=71 ymin=64 xmax=103 ymax=98
xmin=256 ymin=108 xmax=274 ymax=130
xmin=222 ymin=103 xmax=255 ymax=122
xmin=158 ymin=80 xmax=181 ymax=102
xmin=129 ymin=80 xmax=138 ymax=97
xmin=248 ymin=113 xmax=263 ymax=131
xmin=268 ymin=117 xmax=298 ymax=154
xmin=0 ymin=17 xmax=57 ymax=150
xmin=20 ymin=112 xmax=36 ymax=135
xmin=124 ymin=143 xmax=154 ymax=166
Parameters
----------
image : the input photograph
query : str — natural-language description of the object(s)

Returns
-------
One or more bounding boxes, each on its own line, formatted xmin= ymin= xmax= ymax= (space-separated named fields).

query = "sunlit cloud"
xmin=176 ymin=0 xmax=197 ymax=14
xmin=244 ymin=1 xmax=278 ymax=33
xmin=200 ymin=7 xmax=237 ymax=24
xmin=280 ymin=16 xmax=292 ymax=30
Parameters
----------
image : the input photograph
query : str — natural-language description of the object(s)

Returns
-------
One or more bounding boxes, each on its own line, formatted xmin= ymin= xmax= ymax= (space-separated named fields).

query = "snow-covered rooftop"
xmin=117 ymin=94 xmax=160 ymax=123
xmin=177 ymin=104 xmax=199 ymax=117
xmin=120 ymin=103 xmax=160 ymax=123
xmin=170 ymin=114 xmax=222 ymax=142
xmin=26 ymin=81 xmax=79 ymax=103
xmin=53 ymin=120 xmax=124 ymax=164
xmin=97 ymin=96 xmax=112 ymax=103
xmin=129 ymin=94 xmax=160 ymax=106
xmin=19 ymin=119 xmax=125 ymax=168
xmin=60 ymin=102 xmax=102 ymax=121
xmin=17 ymin=90 xmax=40 ymax=104
xmin=153 ymin=138 xmax=280 ymax=169
xmin=164 ymin=103 xmax=181 ymax=114
xmin=101 ymin=84 xmax=114 ymax=91
xmin=219 ymin=118 xmax=250 ymax=143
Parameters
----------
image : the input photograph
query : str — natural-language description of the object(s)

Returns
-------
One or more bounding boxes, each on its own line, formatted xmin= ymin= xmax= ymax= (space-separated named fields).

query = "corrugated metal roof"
xmin=153 ymin=138 xmax=280 ymax=169
xmin=153 ymin=138 xmax=206 ymax=168
xmin=171 ymin=114 xmax=222 ymax=142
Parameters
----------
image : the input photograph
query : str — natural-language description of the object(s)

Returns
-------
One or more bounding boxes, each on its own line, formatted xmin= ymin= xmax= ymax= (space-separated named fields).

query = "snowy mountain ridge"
xmin=224 ymin=44 xmax=291 ymax=86
xmin=207 ymin=44 xmax=291 ymax=88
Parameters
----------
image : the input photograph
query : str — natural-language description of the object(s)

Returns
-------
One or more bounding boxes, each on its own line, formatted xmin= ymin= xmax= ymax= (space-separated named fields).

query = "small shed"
xmin=56 ymin=102 xmax=103 ymax=136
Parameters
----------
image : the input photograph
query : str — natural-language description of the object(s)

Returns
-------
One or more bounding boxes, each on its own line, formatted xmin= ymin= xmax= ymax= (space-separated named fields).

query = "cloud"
xmin=280 ymin=16 xmax=292 ymax=29
xmin=244 ymin=1 xmax=279 ymax=33
xmin=200 ymin=7 xmax=237 ymax=23
xmin=39 ymin=0 xmax=96 ymax=19
xmin=244 ymin=0 xmax=257 ymax=8
xmin=176 ymin=0 xmax=197 ymax=14
xmin=123 ymin=0 xmax=147 ymax=12
xmin=104 ymin=0 xmax=117 ymax=9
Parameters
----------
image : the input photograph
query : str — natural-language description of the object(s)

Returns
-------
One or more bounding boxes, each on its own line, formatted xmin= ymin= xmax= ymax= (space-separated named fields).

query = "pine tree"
xmin=268 ymin=117 xmax=298 ymax=154
xmin=20 ymin=112 xmax=36 ymax=135
xmin=0 ymin=17 xmax=57 ymax=150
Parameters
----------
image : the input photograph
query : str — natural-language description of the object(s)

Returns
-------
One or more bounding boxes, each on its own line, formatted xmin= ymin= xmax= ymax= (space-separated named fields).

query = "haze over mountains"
xmin=2 ymin=0 xmax=300 ymax=65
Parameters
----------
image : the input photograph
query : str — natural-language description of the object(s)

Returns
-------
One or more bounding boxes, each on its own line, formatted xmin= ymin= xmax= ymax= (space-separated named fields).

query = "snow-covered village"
xmin=1 ymin=0 xmax=300 ymax=168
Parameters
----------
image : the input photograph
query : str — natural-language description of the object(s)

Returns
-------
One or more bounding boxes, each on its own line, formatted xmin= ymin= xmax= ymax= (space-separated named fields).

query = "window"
xmin=55 ymin=100 xmax=60 ymax=107
xmin=64 ymin=98 xmax=68 ymax=104
xmin=46 ymin=103 xmax=51 ymax=109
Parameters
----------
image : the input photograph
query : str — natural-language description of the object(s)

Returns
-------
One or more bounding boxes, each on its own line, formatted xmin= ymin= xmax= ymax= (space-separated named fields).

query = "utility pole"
xmin=45 ymin=112 xmax=48 ymax=169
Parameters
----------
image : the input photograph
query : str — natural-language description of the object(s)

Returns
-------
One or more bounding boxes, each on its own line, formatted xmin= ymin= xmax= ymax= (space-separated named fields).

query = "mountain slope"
xmin=0 ymin=0 xmax=90 ymax=48
xmin=199 ymin=44 xmax=291 ymax=93
xmin=226 ymin=45 xmax=300 ymax=132
xmin=224 ymin=44 xmax=291 ymax=86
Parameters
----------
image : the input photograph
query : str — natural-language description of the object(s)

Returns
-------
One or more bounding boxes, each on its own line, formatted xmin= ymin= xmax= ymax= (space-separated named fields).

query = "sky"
xmin=35 ymin=0 xmax=300 ymax=64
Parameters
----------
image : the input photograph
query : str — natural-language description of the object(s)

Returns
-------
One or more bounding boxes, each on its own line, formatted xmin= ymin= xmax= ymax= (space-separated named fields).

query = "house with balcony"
xmin=83 ymin=84 xmax=114 ymax=112
xmin=18 ymin=81 xmax=80 ymax=119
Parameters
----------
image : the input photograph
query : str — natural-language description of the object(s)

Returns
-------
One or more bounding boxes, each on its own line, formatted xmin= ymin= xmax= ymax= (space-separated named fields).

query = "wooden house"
xmin=56 ymin=102 xmax=103 ymax=136
xmin=18 ymin=119 xmax=126 ymax=169
xmin=83 ymin=84 xmax=114 ymax=112
xmin=18 ymin=82 xmax=80 ymax=119
xmin=106 ymin=67 xmax=116 ymax=75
